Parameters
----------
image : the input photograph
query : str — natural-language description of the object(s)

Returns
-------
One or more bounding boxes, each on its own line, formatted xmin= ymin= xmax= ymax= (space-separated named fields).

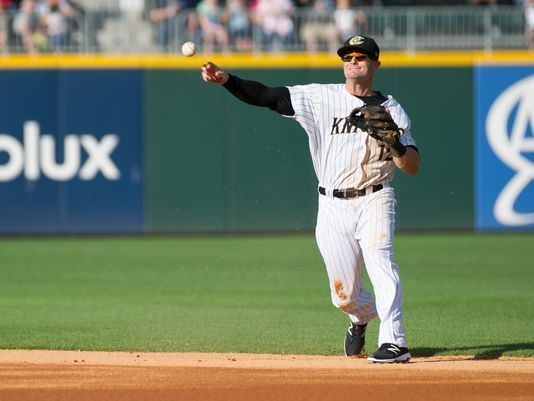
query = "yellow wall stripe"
xmin=0 ymin=51 xmax=532 ymax=69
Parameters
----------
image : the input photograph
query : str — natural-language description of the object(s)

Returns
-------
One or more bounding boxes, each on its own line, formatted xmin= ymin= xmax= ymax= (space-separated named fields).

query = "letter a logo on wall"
xmin=0 ymin=121 xmax=120 ymax=182
xmin=486 ymin=75 xmax=534 ymax=226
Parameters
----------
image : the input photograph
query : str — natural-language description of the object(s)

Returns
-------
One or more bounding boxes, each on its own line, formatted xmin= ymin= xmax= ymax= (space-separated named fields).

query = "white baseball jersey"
xmin=286 ymin=83 xmax=416 ymax=191
xmin=282 ymin=83 xmax=416 ymax=348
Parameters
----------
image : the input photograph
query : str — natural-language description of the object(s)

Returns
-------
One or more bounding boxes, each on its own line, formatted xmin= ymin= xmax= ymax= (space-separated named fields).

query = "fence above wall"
xmin=1 ymin=4 xmax=531 ymax=54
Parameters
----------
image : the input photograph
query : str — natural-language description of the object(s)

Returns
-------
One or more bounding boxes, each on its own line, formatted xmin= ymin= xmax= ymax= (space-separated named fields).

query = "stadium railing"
xmin=0 ymin=4 xmax=529 ymax=54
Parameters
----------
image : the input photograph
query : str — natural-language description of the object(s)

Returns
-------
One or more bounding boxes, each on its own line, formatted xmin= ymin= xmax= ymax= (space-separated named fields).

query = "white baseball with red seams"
xmin=181 ymin=42 xmax=196 ymax=57
xmin=286 ymin=83 xmax=416 ymax=348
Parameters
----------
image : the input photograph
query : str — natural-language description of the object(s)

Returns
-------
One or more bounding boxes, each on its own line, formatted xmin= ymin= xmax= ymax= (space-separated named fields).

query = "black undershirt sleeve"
xmin=222 ymin=74 xmax=295 ymax=116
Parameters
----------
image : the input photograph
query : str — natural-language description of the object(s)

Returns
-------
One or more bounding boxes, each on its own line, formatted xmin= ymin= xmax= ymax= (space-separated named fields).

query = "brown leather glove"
xmin=348 ymin=105 xmax=407 ymax=157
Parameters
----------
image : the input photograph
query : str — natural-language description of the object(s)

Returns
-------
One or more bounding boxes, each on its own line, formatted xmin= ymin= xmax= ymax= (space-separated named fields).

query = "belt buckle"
xmin=344 ymin=188 xmax=357 ymax=198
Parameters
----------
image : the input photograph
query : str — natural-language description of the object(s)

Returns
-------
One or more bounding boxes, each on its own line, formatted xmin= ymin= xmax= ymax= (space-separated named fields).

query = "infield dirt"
xmin=1 ymin=350 xmax=533 ymax=401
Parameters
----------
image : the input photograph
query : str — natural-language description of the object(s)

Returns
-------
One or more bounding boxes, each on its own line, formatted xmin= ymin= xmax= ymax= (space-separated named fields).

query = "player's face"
xmin=342 ymin=53 xmax=380 ymax=81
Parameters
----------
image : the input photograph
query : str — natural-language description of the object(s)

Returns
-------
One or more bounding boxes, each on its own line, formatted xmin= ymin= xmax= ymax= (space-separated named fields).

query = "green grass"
xmin=0 ymin=233 xmax=533 ymax=357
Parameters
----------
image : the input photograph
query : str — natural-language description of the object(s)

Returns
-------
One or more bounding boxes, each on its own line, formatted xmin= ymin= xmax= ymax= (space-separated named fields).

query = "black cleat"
xmin=344 ymin=322 xmax=367 ymax=356
xmin=367 ymin=343 xmax=411 ymax=363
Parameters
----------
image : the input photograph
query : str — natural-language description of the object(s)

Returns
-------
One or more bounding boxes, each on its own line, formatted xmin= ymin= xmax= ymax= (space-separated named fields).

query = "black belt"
xmin=318 ymin=184 xmax=383 ymax=199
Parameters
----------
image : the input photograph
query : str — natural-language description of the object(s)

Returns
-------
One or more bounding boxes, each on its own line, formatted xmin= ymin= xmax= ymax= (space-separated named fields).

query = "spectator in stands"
xmin=37 ymin=0 xmax=77 ymax=52
xmin=332 ymin=0 xmax=367 ymax=43
xmin=177 ymin=0 xmax=202 ymax=45
xmin=254 ymin=0 xmax=295 ymax=51
xmin=526 ymin=0 xmax=534 ymax=50
xmin=150 ymin=0 xmax=182 ymax=51
xmin=300 ymin=0 xmax=336 ymax=53
xmin=13 ymin=0 xmax=46 ymax=53
xmin=226 ymin=0 xmax=252 ymax=51
xmin=181 ymin=10 xmax=202 ymax=46
xmin=196 ymin=0 xmax=229 ymax=53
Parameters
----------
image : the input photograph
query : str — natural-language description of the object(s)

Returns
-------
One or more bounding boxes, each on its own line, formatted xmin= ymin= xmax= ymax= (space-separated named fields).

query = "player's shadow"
xmin=411 ymin=342 xmax=534 ymax=360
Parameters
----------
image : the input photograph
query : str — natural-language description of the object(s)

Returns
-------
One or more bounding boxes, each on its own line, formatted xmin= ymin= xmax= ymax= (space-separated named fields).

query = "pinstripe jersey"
xmin=286 ymin=83 xmax=416 ymax=190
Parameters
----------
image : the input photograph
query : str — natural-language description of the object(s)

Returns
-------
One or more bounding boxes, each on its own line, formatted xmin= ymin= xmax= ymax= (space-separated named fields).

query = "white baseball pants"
xmin=315 ymin=186 xmax=407 ymax=348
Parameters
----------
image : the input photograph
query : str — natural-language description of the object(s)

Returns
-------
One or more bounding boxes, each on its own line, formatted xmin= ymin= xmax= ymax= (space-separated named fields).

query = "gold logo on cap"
xmin=349 ymin=36 xmax=365 ymax=45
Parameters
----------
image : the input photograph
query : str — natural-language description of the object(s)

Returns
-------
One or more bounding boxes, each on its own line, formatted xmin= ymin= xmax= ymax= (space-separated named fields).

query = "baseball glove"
xmin=348 ymin=105 xmax=407 ymax=157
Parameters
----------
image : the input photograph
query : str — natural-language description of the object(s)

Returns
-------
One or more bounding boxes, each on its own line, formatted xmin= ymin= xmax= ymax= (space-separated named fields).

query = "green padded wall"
xmin=379 ymin=68 xmax=473 ymax=229
xmin=145 ymin=70 xmax=226 ymax=232
xmin=145 ymin=67 xmax=473 ymax=232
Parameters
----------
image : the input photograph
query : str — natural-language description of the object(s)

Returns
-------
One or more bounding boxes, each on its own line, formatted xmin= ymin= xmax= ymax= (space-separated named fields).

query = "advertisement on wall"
xmin=0 ymin=70 xmax=143 ymax=234
xmin=475 ymin=66 xmax=534 ymax=231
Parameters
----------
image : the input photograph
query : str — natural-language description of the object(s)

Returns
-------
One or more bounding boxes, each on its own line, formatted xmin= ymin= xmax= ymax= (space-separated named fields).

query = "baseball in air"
xmin=181 ymin=41 xmax=196 ymax=57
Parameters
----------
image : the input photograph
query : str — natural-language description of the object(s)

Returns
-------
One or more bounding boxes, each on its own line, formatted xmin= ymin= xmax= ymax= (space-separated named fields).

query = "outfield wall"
xmin=0 ymin=53 xmax=532 ymax=234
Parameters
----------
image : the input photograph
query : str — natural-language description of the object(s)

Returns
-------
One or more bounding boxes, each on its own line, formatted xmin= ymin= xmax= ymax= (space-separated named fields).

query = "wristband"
xmin=390 ymin=142 xmax=407 ymax=158
xmin=222 ymin=73 xmax=237 ymax=89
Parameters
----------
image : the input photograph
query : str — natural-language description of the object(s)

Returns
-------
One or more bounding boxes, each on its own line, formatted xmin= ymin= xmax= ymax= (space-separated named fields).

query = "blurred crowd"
xmin=150 ymin=0 xmax=373 ymax=53
xmin=149 ymin=0 xmax=533 ymax=52
xmin=0 ymin=0 xmax=84 ymax=53
xmin=0 ymin=0 xmax=532 ymax=54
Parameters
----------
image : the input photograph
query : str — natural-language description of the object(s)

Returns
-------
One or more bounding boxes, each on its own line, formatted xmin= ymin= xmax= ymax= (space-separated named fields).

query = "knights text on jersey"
xmin=286 ymin=83 xmax=416 ymax=190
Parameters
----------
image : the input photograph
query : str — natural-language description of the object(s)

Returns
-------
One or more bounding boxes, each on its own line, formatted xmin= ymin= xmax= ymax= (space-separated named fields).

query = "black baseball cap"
xmin=337 ymin=35 xmax=380 ymax=61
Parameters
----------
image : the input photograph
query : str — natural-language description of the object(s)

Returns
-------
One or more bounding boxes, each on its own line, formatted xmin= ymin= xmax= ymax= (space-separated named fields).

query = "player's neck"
xmin=345 ymin=81 xmax=375 ymax=97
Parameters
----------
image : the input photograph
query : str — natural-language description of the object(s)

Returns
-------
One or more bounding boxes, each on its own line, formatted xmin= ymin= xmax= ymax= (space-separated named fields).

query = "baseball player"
xmin=201 ymin=35 xmax=420 ymax=363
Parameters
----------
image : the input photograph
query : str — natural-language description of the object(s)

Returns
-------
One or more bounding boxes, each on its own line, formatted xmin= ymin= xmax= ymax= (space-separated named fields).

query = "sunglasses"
xmin=341 ymin=53 xmax=369 ymax=62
